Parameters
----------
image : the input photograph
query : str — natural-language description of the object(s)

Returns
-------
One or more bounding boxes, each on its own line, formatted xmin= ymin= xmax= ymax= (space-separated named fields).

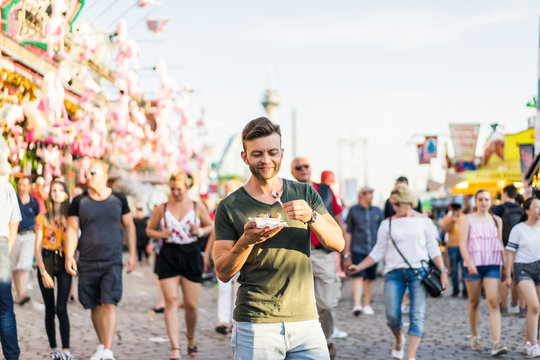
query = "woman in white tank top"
xmin=146 ymin=172 xmax=213 ymax=360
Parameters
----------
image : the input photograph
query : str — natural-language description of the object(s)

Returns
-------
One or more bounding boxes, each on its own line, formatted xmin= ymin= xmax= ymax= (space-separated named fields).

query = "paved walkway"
xmin=14 ymin=261 xmax=529 ymax=359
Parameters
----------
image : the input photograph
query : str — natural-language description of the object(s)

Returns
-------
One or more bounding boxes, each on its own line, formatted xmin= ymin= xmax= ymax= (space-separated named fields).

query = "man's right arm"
xmin=214 ymin=223 xmax=283 ymax=282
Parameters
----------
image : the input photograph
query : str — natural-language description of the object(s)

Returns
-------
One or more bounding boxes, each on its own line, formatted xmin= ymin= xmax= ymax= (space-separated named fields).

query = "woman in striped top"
xmin=460 ymin=189 xmax=507 ymax=356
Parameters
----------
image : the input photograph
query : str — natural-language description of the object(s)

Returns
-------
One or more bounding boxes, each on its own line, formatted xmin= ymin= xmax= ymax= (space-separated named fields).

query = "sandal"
xmin=169 ymin=347 xmax=181 ymax=360
xmin=391 ymin=333 xmax=406 ymax=360
xmin=187 ymin=345 xmax=198 ymax=358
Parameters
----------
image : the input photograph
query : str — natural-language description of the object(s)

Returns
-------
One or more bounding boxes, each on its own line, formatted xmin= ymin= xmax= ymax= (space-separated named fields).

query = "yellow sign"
xmin=505 ymin=129 xmax=534 ymax=161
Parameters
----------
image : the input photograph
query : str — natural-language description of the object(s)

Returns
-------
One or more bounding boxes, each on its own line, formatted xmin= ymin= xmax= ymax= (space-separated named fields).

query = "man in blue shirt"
xmin=345 ymin=186 xmax=383 ymax=316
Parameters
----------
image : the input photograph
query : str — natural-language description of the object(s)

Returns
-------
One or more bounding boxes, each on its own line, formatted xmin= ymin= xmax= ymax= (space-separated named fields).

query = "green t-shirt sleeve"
xmin=214 ymin=200 xmax=239 ymax=241
xmin=307 ymin=184 xmax=328 ymax=215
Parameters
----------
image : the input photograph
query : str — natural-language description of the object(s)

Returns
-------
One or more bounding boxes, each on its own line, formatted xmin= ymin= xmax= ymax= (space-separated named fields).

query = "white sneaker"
xmin=101 ymin=349 xmax=115 ymax=360
xmin=529 ymin=344 xmax=540 ymax=358
xmin=523 ymin=342 xmax=532 ymax=355
xmin=90 ymin=345 xmax=104 ymax=360
xmin=362 ymin=305 xmax=375 ymax=315
xmin=331 ymin=327 xmax=348 ymax=339
xmin=508 ymin=305 xmax=520 ymax=314
xmin=352 ymin=305 xmax=363 ymax=316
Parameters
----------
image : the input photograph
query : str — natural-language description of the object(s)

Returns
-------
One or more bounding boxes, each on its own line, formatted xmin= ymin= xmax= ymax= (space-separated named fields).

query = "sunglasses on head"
xmin=294 ymin=164 xmax=310 ymax=171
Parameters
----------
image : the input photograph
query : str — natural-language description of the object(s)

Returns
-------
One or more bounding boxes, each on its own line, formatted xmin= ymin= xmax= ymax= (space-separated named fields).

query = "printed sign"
xmin=449 ymin=124 xmax=480 ymax=159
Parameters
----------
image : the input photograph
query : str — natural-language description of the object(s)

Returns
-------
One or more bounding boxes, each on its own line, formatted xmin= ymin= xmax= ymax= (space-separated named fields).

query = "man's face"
xmin=358 ymin=191 xmax=373 ymax=205
xmin=241 ymin=133 xmax=283 ymax=181
xmin=85 ymin=165 xmax=107 ymax=189
xmin=291 ymin=157 xmax=311 ymax=183
xmin=18 ymin=178 xmax=31 ymax=195
xmin=362 ymin=191 xmax=374 ymax=205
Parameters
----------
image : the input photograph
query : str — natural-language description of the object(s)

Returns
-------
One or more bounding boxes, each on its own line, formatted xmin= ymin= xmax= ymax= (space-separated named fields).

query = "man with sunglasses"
xmin=291 ymin=157 xmax=347 ymax=359
xmin=65 ymin=159 xmax=137 ymax=360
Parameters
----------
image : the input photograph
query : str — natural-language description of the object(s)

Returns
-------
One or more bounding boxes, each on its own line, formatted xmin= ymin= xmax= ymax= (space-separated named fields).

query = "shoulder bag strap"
xmin=162 ymin=202 xmax=168 ymax=228
xmin=389 ymin=217 xmax=420 ymax=277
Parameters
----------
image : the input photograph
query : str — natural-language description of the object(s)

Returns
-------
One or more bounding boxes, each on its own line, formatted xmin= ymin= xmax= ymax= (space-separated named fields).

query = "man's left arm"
xmin=282 ymin=200 xmax=344 ymax=252
xmin=121 ymin=213 xmax=137 ymax=273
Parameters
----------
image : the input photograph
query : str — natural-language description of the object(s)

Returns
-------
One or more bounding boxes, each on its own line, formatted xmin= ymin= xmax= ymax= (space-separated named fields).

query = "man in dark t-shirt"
xmin=213 ymin=117 xmax=344 ymax=360
xmin=65 ymin=160 xmax=136 ymax=360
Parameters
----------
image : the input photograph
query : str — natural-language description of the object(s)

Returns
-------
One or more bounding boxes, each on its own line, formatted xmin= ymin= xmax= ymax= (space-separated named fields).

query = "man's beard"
xmin=247 ymin=159 xmax=281 ymax=181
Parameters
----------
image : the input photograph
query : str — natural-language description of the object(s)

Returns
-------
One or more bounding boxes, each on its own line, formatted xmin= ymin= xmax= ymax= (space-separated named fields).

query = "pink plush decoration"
xmin=114 ymin=20 xmax=141 ymax=79
xmin=42 ymin=0 xmax=68 ymax=60
xmin=37 ymin=72 xmax=70 ymax=127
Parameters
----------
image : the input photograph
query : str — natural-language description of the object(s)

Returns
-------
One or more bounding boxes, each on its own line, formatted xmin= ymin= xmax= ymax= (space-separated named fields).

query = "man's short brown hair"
xmin=241 ymin=117 xmax=281 ymax=150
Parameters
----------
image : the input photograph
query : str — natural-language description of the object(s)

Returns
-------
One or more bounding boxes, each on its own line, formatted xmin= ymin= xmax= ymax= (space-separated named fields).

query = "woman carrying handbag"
xmin=349 ymin=184 xmax=448 ymax=360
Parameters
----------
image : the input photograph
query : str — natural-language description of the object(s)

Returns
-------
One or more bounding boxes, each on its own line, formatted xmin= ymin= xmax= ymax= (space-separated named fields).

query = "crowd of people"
xmin=0 ymin=117 xmax=539 ymax=360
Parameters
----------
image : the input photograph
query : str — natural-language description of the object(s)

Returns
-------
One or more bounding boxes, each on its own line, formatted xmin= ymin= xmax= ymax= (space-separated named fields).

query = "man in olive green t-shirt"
xmin=214 ymin=117 xmax=344 ymax=360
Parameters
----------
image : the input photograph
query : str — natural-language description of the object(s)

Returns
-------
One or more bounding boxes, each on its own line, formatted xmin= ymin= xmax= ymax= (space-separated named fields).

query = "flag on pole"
xmin=146 ymin=19 xmax=169 ymax=33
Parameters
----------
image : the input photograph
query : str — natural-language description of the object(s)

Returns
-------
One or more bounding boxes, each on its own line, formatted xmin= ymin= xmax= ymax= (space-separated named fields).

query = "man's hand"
xmin=341 ymin=256 xmax=353 ymax=275
xmin=242 ymin=221 xmax=283 ymax=246
xmin=65 ymin=257 xmax=78 ymax=276
xmin=125 ymin=254 xmax=136 ymax=273
xmin=282 ymin=200 xmax=312 ymax=223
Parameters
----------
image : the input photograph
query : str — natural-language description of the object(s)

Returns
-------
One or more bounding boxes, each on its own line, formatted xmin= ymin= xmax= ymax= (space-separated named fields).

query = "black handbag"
xmin=389 ymin=217 xmax=443 ymax=298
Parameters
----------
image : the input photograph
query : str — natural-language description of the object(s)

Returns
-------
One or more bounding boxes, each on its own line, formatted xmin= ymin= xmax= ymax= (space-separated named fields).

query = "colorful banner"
xmin=417 ymin=144 xmax=429 ymax=164
xmin=424 ymin=135 xmax=437 ymax=160
xmin=519 ymin=144 xmax=534 ymax=179
xmin=449 ymin=124 xmax=480 ymax=159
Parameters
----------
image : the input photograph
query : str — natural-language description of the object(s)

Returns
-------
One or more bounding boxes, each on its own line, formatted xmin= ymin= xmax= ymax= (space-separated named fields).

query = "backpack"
xmin=502 ymin=204 xmax=524 ymax=245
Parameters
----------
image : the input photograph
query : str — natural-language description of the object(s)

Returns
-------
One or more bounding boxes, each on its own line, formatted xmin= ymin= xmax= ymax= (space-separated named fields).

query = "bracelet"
xmin=440 ymin=268 xmax=448 ymax=273
xmin=198 ymin=228 xmax=204 ymax=237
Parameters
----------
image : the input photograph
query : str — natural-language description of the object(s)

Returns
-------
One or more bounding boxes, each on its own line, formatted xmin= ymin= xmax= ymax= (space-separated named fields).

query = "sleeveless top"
xmin=465 ymin=213 xmax=503 ymax=267
xmin=161 ymin=203 xmax=200 ymax=245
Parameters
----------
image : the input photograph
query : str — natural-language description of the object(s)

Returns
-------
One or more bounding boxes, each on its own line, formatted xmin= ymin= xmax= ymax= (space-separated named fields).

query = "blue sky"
xmin=80 ymin=0 xmax=540 ymax=204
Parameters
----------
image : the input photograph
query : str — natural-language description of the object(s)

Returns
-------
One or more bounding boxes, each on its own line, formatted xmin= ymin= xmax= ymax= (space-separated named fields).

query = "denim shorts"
xmin=514 ymin=261 xmax=540 ymax=285
xmin=463 ymin=265 xmax=500 ymax=281
xmin=231 ymin=319 xmax=329 ymax=359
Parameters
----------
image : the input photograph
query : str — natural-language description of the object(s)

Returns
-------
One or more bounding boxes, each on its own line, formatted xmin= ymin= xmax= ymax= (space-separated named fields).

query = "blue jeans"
xmin=384 ymin=268 xmax=427 ymax=337
xmin=231 ymin=319 xmax=329 ymax=359
xmin=0 ymin=237 xmax=19 ymax=360
xmin=447 ymin=247 xmax=465 ymax=293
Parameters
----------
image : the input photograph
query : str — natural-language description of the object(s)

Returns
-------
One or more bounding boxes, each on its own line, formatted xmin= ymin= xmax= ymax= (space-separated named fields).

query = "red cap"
xmin=320 ymin=170 xmax=335 ymax=185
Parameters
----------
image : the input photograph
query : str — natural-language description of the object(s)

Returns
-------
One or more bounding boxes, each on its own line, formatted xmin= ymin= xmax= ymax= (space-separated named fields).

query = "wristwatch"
xmin=341 ymin=253 xmax=351 ymax=259
xmin=306 ymin=210 xmax=317 ymax=225
xmin=440 ymin=268 xmax=448 ymax=273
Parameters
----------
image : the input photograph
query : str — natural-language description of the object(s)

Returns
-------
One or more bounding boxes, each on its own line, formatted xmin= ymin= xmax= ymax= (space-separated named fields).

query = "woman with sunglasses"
xmin=505 ymin=197 xmax=540 ymax=357
xmin=34 ymin=180 xmax=73 ymax=360
xmin=460 ymin=189 xmax=507 ymax=356
xmin=146 ymin=171 xmax=213 ymax=359
xmin=349 ymin=184 xmax=447 ymax=360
